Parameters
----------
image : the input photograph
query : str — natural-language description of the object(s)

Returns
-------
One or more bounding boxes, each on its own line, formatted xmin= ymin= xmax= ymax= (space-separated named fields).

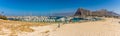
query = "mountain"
xmin=74 ymin=8 xmax=120 ymax=17
xmin=74 ymin=8 xmax=91 ymax=16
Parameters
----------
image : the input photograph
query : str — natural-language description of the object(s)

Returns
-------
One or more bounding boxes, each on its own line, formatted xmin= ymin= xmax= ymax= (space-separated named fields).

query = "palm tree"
xmin=0 ymin=11 xmax=7 ymax=20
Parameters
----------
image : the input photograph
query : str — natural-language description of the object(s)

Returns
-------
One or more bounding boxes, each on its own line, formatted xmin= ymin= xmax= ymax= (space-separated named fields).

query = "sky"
xmin=0 ymin=0 xmax=120 ymax=16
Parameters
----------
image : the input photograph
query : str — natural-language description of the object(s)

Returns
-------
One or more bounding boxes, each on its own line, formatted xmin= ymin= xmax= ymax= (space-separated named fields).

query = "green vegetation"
xmin=0 ymin=15 xmax=8 ymax=20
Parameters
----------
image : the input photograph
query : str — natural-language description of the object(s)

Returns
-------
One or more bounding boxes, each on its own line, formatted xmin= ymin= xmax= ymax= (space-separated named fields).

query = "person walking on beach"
xmin=58 ymin=23 xmax=60 ymax=28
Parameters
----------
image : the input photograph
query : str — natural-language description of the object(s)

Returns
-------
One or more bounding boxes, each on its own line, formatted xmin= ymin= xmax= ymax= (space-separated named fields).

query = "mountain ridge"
xmin=74 ymin=8 xmax=120 ymax=17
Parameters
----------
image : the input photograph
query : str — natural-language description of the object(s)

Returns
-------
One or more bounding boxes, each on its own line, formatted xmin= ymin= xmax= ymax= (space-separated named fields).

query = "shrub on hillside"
xmin=0 ymin=15 xmax=8 ymax=20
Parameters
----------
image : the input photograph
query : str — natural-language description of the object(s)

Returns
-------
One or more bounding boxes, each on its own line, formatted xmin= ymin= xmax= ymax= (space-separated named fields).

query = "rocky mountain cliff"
xmin=74 ymin=8 xmax=120 ymax=17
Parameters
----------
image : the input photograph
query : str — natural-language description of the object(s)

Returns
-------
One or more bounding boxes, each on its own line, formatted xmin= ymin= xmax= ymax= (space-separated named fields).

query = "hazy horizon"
xmin=0 ymin=0 xmax=120 ymax=16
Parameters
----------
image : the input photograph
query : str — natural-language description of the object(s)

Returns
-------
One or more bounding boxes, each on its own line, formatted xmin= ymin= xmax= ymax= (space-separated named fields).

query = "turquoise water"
xmin=71 ymin=18 xmax=85 ymax=22
xmin=8 ymin=16 xmax=102 ymax=23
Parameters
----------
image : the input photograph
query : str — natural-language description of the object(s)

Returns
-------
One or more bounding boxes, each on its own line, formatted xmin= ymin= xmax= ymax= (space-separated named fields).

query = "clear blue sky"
xmin=0 ymin=0 xmax=120 ymax=16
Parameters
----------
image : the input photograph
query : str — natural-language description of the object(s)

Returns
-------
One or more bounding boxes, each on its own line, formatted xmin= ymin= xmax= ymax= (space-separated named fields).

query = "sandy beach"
xmin=49 ymin=18 xmax=120 ymax=36
xmin=0 ymin=18 xmax=120 ymax=36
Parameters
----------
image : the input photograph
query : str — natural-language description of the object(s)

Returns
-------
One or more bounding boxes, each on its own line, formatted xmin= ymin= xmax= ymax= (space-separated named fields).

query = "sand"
xmin=0 ymin=20 xmax=46 ymax=36
xmin=49 ymin=18 xmax=120 ymax=36
xmin=0 ymin=18 xmax=120 ymax=36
